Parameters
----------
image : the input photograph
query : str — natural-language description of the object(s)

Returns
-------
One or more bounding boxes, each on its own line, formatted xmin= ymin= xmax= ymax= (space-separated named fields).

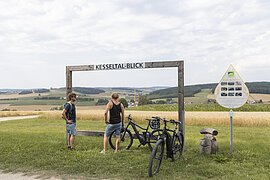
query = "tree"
xmin=156 ymin=100 xmax=166 ymax=104
xmin=96 ymin=98 xmax=108 ymax=105
xmin=166 ymin=98 xmax=172 ymax=102
xmin=138 ymin=95 xmax=149 ymax=106
xmin=120 ymin=98 xmax=128 ymax=108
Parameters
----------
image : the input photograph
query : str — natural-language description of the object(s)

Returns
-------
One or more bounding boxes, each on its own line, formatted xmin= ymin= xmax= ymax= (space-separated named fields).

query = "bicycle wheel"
xmin=172 ymin=132 xmax=184 ymax=161
xmin=148 ymin=139 xmax=164 ymax=177
xmin=148 ymin=129 xmax=163 ymax=151
xmin=109 ymin=128 xmax=133 ymax=150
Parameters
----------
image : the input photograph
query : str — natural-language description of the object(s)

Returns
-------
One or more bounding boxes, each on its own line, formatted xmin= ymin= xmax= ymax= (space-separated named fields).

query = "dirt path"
xmin=0 ymin=171 xmax=59 ymax=180
xmin=0 ymin=115 xmax=40 ymax=122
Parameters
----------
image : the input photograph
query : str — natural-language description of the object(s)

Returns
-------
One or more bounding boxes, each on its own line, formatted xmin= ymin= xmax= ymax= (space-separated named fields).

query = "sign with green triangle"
xmin=214 ymin=64 xmax=249 ymax=109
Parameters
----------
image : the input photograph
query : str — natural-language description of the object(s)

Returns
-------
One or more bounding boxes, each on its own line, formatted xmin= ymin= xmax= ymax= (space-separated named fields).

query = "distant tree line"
xmin=0 ymin=98 xmax=18 ymax=101
xmin=34 ymin=97 xmax=63 ymax=100
xmin=138 ymin=96 xmax=177 ymax=106
xmin=77 ymin=97 xmax=95 ymax=102
xmin=73 ymin=87 xmax=105 ymax=94
xmin=19 ymin=90 xmax=33 ymax=95
xmin=246 ymin=82 xmax=270 ymax=94
xmin=33 ymin=89 xmax=50 ymax=93
xmin=19 ymin=89 xmax=50 ymax=95
xmin=95 ymin=98 xmax=128 ymax=108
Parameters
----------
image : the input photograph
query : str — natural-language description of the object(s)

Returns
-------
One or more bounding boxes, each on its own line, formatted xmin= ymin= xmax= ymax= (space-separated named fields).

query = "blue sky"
xmin=0 ymin=0 xmax=269 ymax=88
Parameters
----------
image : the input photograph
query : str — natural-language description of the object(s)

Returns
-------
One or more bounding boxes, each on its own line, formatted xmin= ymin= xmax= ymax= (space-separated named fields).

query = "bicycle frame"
xmin=148 ymin=118 xmax=183 ymax=177
xmin=124 ymin=116 xmax=151 ymax=144
xmin=158 ymin=119 xmax=179 ymax=159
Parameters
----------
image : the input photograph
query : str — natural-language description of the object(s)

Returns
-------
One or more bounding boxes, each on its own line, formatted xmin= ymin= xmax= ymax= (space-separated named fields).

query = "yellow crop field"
xmin=1 ymin=108 xmax=269 ymax=127
xmin=40 ymin=110 xmax=270 ymax=127
xmin=0 ymin=93 xmax=50 ymax=99
xmin=248 ymin=93 xmax=270 ymax=102
xmin=0 ymin=111 xmax=42 ymax=117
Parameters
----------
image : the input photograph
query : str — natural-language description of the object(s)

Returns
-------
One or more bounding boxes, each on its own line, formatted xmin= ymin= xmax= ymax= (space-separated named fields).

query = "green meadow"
xmin=0 ymin=117 xmax=269 ymax=179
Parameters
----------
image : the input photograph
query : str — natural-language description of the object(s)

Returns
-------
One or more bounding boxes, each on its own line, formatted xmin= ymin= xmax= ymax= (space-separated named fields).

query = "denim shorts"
xmin=66 ymin=123 xmax=76 ymax=135
xmin=105 ymin=122 xmax=121 ymax=137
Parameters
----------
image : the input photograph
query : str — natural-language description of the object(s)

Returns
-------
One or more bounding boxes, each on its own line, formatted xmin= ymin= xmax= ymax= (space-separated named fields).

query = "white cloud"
xmin=0 ymin=0 xmax=269 ymax=88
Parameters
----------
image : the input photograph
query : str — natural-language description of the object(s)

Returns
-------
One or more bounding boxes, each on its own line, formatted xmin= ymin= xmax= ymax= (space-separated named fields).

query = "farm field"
xmin=0 ymin=116 xmax=269 ymax=179
xmin=248 ymin=93 xmax=270 ymax=102
xmin=0 ymin=92 xmax=50 ymax=99
xmin=1 ymin=100 xmax=270 ymax=112
xmin=0 ymin=105 xmax=106 ymax=111
xmin=208 ymin=93 xmax=270 ymax=103
xmin=129 ymin=103 xmax=270 ymax=112
xmin=1 ymin=86 xmax=270 ymax=113
xmin=39 ymin=110 xmax=270 ymax=127
xmin=1 ymin=108 xmax=270 ymax=126
xmin=183 ymin=89 xmax=212 ymax=104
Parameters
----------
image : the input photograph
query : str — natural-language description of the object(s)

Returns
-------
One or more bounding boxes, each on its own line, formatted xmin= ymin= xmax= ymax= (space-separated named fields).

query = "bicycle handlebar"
xmin=152 ymin=116 xmax=161 ymax=119
xmin=161 ymin=118 xmax=181 ymax=125
xmin=128 ymin=114 xmax=132 ymax=119
xmin=169 ymin=119 xmax=181 ymax=125
xmin=128 ymin=114 xmax=180 ymax=125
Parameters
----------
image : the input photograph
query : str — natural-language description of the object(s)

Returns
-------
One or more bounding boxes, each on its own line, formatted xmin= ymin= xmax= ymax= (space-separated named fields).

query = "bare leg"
xmin=66 ymin=132 xmax=69 ymax=146
xmin=115 ymin=136 xmax=120 ymax=152
xmin=103 ymin=135 xmax=108 ymax=152
xmin=67 ymin=134 xmax=71 ymax=147
xmin=70 ymin=135 xmax=75 ymax=148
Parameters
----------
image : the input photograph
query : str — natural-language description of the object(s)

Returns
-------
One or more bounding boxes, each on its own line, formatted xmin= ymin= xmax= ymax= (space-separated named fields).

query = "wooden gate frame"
xmin=66 ymin=60 xmax=185 ymax=136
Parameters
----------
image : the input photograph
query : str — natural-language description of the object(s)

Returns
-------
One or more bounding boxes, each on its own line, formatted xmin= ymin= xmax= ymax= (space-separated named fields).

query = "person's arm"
xmin=62 ymin=103 xmax=72 ymax=124
xmin=62 ymin=109 xmax=67 ymax=120
xmin=120 ymin=103 xmax=125 ymax=126
xmin=104 ymin=101 xmax=112 ymax=124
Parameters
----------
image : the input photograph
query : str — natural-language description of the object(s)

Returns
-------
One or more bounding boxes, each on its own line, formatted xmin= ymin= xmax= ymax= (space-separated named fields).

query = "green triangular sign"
xmin=214 ymin=64 xmax=249 ymax=109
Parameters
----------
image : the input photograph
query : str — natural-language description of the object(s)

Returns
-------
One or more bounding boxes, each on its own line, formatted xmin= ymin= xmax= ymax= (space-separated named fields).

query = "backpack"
xmin=62 ymin=102 xmax=73 ymax=120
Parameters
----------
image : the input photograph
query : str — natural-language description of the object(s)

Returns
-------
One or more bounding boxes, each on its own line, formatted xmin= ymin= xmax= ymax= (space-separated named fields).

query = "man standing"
xmin=101 ymin=93 xmax=124 ymax=153
xmin=62 ymin=92 xmax=77 ymax=150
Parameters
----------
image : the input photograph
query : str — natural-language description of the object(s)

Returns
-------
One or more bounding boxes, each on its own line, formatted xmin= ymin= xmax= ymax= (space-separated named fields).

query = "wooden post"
xmin=66 ymin=66 xmax=72 ymax=99
xmin=178 ymin=62 xmax=185 ymax=138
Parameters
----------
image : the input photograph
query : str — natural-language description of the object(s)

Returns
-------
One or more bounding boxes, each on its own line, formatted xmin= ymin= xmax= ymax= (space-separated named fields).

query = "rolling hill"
xmin=147 ymin=82 xmax=270 ymax=100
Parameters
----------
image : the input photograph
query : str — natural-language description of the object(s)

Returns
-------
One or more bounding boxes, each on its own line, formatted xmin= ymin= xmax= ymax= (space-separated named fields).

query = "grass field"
xmin=152 ymin=89 xmax=211 ymax=104
xmin=185 ymin=89 xmax=212 ymax=104
xmin=129 ymin=103 xmax=270 ymax=112
xmin=1 ymin=102 xmax=269 ymax=112
xmin=0 ymin=117 xmax=269 ymax=179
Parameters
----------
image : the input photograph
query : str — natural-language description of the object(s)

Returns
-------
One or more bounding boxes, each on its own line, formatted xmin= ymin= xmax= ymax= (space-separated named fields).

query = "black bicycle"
xmin=109 ymin=114 xmax=161 ymax=151
xmin=148 ymin=118 xmax=184 ymax=177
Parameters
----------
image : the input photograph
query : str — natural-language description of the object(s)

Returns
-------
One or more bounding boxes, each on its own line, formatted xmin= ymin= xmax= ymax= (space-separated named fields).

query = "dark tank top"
xmin=109 ymin=101 xmax=121 ymax=124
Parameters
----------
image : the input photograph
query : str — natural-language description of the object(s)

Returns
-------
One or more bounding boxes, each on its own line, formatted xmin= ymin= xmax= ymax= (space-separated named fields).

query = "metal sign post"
xmin=229 ymin=109 xmax=234 ymax=153
xmin=214 ymin=64 xmax=249 ymax=154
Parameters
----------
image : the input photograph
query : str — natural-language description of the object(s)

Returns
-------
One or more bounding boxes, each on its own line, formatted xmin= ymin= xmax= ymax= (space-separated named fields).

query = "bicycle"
xmin=148 ymin=118 xmax=184 ymax=177
xmin=109 ymin=114 xmax=161 ymax=151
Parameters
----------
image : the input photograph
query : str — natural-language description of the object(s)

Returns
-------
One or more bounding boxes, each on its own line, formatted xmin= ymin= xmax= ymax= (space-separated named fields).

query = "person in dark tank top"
xmin=101 ymin=93 xmax=124 ymax=154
